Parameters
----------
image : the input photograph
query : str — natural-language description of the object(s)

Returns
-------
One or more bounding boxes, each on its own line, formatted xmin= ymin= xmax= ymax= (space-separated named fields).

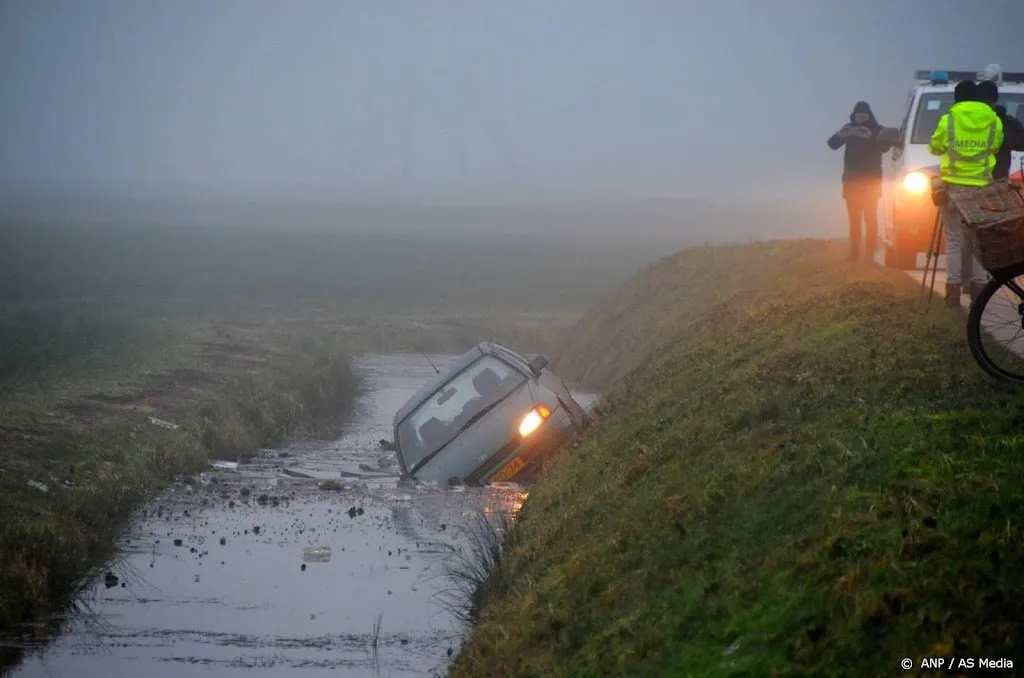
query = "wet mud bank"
xmin=3 ymin=355 xmax=596 ymax=678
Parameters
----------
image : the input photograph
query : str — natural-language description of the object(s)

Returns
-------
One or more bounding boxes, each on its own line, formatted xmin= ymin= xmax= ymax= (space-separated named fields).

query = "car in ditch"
xmin=392 ymin=342 xmax=589 ymax=486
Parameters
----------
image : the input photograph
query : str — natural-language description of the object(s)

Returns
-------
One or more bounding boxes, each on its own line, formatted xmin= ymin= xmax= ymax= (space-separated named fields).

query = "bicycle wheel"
xmin=967 ymin=260 xmax=1024 ymax=385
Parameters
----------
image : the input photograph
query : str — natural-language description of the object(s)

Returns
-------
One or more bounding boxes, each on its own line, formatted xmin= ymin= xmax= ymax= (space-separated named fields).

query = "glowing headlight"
xmin=518 ymin=404 xmax=551 ymax=437
xmin=902 ymin=171 xmax=929 ymax=194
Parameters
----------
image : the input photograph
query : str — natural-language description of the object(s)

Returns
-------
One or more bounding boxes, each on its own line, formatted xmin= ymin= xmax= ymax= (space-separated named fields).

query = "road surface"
xmin=907 ymin=266 xmax=1024 ymax=359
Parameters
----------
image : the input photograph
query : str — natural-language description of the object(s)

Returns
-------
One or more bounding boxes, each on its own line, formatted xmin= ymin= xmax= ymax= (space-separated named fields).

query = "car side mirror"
xmin=528 ymin=355 xmax=548 ymax=376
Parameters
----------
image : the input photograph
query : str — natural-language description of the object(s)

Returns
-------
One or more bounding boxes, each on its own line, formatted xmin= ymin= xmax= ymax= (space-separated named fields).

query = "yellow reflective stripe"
xmin=947 ymin=115 xmax=956 ymax=175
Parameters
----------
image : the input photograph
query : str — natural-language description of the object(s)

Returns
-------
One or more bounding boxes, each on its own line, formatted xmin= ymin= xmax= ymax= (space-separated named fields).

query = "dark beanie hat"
xmin=954 ymin=80 xmax=977 ymax=102
xmin=853 ymin=101 xmax=871 ymax=114
xmin=976 ymin=79 xmax=998 ymax=103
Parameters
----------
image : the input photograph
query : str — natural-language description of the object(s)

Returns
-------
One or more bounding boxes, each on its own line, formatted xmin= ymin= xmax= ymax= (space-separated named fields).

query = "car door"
xmin=883 ymin=89 xmax=916 ymax=247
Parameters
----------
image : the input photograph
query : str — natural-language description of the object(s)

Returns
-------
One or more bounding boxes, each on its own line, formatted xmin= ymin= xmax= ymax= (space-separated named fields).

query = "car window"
xmin=397 ymin=355 xmax=526 ymax=470
xmin=911 ymin=92 xmax=1024 ymax=144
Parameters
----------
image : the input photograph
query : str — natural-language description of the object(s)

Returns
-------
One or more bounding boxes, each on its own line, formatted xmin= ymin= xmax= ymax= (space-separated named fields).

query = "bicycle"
xmin=930 ymin=178 xmax=1024 ymax=385
xmin=967 ymin=259 xmax=1024 ymax=384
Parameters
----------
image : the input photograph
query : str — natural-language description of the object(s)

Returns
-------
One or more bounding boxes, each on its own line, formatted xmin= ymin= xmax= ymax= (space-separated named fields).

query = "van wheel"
xmin=884 ymin=243 xmax=919 ymax=270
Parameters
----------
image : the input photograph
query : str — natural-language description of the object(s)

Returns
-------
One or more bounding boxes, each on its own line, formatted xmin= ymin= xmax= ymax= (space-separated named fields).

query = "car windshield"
xmin=396 ymin=355 xmax=527 ymax=471
xmin=911 ymin=92 xmax=1024 ymax=144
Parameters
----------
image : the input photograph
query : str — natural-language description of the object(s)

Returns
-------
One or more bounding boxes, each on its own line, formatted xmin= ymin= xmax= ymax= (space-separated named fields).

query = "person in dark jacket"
xmin=975 ymin=79 xmax=1024 ymax=181
xmin=828 ymin=101 xmax=897 ymax=261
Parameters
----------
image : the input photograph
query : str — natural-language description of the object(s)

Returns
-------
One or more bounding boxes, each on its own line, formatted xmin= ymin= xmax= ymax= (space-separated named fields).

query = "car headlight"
xmin=518 ymin=404 xmax=551 ymax=437
xmin=902 ymin=171 xmax=930 ymax=194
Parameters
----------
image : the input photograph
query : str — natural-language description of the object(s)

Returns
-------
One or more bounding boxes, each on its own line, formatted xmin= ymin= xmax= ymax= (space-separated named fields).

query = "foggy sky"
xmin=2 ymin=0 xmax=1021 ymax=204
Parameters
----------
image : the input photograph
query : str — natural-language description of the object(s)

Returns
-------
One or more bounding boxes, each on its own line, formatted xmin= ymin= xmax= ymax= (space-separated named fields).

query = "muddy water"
xmin=4 ymin=354 xmax=596 ymax=678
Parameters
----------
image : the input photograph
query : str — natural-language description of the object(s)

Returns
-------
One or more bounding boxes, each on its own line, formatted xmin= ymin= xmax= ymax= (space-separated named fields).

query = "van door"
xmin=883 ymin=89 xmax=917 ymax=248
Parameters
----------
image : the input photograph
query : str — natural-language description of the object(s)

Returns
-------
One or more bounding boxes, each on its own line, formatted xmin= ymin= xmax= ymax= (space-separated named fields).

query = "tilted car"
xmin=392 ymin=342 xmax=588 ymax=485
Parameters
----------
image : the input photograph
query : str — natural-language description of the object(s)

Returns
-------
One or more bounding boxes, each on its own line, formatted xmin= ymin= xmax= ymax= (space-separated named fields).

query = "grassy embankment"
xmin=452 ymin=239 xmax=1024 ymax=677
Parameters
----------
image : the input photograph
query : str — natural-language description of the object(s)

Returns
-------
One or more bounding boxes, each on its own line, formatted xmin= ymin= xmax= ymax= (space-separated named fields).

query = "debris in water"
xmin=173 ymin=539 xmax=183 ymax=547
xmin=103 ymin=572 xmax=119 ymax=588
xmin=149 ymin=416 xmax=180 ymax=430
xmin=211 ymin=460 xmax=239 ymax=470
xmin=378 ymin=439 xmax=395 ymax=450
xmin=27 ymin=480 xmax=49 ymax=493
xmin=240 ymin=488 xmax=251 ymax=498
xmin=219 ymin=537 xmax=226 ymax=546
xmin=303 ymin=546 xmax=332 ymax=563
xmin=252 ymin=526 xmax=261 ymax=535
xmin=358 ymin=464 xmax=394 ymax=477
xmin=347 ymin=506 xmax=358 ymax=518
xmin=257 ymin=494 xmax=269 ymax=505
xmin=301 ymin=564 xmax=307 ymax=571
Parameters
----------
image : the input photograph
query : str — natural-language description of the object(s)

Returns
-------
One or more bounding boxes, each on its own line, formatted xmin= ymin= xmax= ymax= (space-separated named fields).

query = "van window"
xmin=911 ymin=92 xmax=1024 ymax=144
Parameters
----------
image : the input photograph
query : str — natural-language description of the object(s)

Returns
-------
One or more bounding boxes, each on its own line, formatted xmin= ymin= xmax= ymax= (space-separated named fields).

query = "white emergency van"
xmin=880 ymin=66 xmax=1024 ymax=269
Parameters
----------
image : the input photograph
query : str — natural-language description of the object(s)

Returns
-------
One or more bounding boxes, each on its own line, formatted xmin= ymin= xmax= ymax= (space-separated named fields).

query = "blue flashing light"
xmin=930 ymin=71 xmax=949 ymax=85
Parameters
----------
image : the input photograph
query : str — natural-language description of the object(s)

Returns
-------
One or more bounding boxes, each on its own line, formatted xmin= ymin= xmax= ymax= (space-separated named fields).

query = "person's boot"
xmin=945 ymin=283 xmax=961 ymax=308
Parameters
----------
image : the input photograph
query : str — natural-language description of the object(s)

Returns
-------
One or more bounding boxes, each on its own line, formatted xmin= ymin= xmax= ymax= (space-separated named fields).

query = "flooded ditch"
xmin=2 ymin=354 xmax=596 ymax=677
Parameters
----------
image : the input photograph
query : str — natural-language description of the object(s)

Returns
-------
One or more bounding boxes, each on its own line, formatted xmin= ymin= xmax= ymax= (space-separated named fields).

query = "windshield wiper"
xmin=408 ymin=385 xmax=522 ymax=476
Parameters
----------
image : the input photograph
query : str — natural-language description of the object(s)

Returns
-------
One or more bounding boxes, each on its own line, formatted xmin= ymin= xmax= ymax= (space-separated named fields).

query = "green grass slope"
xmin=452 ymin=239 xmax=1024 ymax=677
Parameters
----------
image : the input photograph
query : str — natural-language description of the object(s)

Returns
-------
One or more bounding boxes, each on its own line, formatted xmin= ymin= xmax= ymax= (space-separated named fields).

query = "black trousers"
xmin=843 ymin=181 xmax=879 ymax=260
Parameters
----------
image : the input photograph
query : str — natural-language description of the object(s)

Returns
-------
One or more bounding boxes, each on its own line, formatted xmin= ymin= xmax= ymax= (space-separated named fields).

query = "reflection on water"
xmin=1 ymin=354 xmax=595 ymax=678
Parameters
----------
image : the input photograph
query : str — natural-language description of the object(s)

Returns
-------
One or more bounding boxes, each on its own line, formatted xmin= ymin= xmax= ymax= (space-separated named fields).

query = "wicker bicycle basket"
xmin=948 ymin=180 xmax=1024 ymax=272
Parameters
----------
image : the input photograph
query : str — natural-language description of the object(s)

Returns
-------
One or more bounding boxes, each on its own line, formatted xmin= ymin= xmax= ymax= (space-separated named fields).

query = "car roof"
xmin=392 ymin=341 xmax=529 ymax=426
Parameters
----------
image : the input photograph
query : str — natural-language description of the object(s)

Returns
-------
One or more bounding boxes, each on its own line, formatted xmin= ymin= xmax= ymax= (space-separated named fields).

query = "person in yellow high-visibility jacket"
xmin=928 ymin=79 xmax=1004 ymax=307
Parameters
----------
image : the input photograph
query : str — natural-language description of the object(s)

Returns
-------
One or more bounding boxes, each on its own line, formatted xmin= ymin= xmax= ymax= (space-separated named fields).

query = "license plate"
xmin=489 ymin=456 xmax=526 ymax=483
